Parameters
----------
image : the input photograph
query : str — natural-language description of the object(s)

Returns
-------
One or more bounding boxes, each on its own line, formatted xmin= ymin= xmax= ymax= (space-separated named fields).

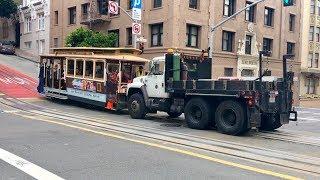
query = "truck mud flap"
xmin=250 ymin=113 xmax=261 ymax=128
xmin=280 ymin=114 xmax=290 ymax=125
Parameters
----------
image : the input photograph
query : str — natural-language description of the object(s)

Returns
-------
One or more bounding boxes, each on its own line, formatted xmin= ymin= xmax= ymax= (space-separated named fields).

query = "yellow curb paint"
xmin=16 ymin=114 xmax=302 ymax=180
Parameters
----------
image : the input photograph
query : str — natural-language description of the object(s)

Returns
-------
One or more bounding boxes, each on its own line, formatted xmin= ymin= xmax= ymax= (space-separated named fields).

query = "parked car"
xmin=0 ymin=41 xmax=15 ymax=55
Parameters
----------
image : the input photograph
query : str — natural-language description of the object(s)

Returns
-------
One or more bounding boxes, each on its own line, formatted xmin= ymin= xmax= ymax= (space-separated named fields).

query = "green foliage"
xmin=65 ymin=27 xmax=118 ymax=48
xmin=0 ymin=0 xmax=17 ymax=18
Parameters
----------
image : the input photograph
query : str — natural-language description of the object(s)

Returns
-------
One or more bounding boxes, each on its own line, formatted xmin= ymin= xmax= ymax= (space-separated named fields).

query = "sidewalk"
xmin=15 ymin=49 xmax=39 ymax=63
xmin=299 ymin=99 xmax=320 ymax=109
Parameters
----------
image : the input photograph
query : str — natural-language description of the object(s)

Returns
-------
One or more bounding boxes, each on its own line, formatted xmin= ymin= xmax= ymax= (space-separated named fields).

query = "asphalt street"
xmin=0 ymin=54 xmax=320 ymax=179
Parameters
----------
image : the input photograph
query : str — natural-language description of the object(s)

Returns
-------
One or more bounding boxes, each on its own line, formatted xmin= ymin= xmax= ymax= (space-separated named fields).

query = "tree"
xmin=0 ymin=0 xmax=17 ymax=18
xmin=65 ymin=27 xmax=118 ymax=48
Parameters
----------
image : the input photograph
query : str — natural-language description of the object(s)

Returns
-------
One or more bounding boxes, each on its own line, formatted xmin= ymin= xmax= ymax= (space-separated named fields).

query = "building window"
xmin=127 ymin=0 xmax=133 ymax=10
xmin=311 ymin=0 xmax=315 ymax=14
xmin=241 ymin=69 xmax=254 ymax=77
xmin=315 ymin=53 xmax=319 ymax=68
xmin=38 ymin=40 xmax=45 ymax=54
xmin=224 ymin=68 xmax=233 ymax=77
xmin=224 ymin=0 xmax=236 ymax=17
xmin=245 ymin=35 xmax=252 ymax=55
xmin=263 ymin=38 xmax=273 ymax=55
xmin=287 ymin=42 xmax=295 ymax=55
xmin=25 ymin=16 xmax=32 ymax=33
xmin=245 ymin=1 xmax=255 ymax=22
xmin=186 ymin=24 xmax=200 ymax=48
xmin=306 ymin=78 xmax=316 ymax=94
xmin=289 ymin=14 xmax=295 ymax=32
xmin=189 ymin=0 xmax=199 ymax=9
xmin=25 ymin=41 xmax=32 ymax=49
xmin=309 ymin=53 xmax=319 ymax=68
xmin=316 ymin=27 xmax=320 ymax=42
xmin=97 ymin=0 xmax=107 ymax=14
xmin=68 ymin=7 xmax=76 ymax=24
xmin=154 ymin=0 xmax=162 ymax=8
xmin=53 ymin=38 xmax=59 ymax=48
xmin=82 ymin=3 xmax=89 ymax=15
xmin=222 ymin=31 xmax=234 ymax=52
xmin=127 ymin=27 xmax=132 ymax=45
xmin=54 ymin=11 xmax=58 ymax=25
xmin=309 ymin=26 xmax=314 ymax=41
xmin=2 ymin=21 xmax=8 ymax=38
xmin=38 ymin=13 xmax=45 ymax=30
xmin=108 ymin=29 xmax=120 ymax=47
xmin=151 ymin=23 xmax=163 ymax=47
xmin=264 ymin=7 xmax=274 ymax=27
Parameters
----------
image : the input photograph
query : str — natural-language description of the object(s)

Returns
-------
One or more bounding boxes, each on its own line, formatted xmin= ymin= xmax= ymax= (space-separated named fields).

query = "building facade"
xmin=19 ymin=0 xmax=51 ymax=56
xmin=300 ymin=0 xmax=320 ymax=101
xmin=50 ymin=0 xmax=301 ymax=101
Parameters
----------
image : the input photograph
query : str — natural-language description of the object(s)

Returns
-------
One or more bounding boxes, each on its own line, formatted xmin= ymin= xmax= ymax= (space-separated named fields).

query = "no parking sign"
xmin=132 ymin=23 xmax=142 ymax=35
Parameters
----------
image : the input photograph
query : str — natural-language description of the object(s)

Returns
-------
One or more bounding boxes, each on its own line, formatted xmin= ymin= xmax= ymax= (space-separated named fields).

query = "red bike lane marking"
xmin=0 ymin=64 xmax=40 ymax=98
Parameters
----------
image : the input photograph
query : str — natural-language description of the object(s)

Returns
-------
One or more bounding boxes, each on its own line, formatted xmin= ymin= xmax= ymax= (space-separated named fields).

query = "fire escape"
xmin=80 ymin=0 xmax=111 ymax=27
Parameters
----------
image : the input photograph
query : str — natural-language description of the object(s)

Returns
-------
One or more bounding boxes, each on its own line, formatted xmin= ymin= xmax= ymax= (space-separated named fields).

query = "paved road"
xmin=0 ymin=54 xmax=319 ymax=179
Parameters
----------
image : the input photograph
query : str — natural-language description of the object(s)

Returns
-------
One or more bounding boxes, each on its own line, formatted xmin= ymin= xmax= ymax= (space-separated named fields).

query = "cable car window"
xmin=67 ymin=59 xmax=75 ymax=76
xmin=107 ymin=63 xmax=119 ymax=83
xmin=95 ymin=61 xmax=104 ymax=79
xmin=76 ymin=60 xmax=84 ymax=76
xmin=85 ymin=60 xmax=93 ymax=79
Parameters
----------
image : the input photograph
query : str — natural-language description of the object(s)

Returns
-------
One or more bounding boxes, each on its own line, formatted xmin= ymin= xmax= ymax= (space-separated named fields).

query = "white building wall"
xmin=19 ymin=0 xmax=50 ymax=56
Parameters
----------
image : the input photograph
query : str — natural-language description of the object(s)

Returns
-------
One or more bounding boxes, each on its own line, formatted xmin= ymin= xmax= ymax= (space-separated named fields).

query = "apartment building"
xmin=51 ymin=0 xmax=301 ymax=79
xmin=300 ymin=0 xmax=320 ymax=100
xmin=18 ymin=0 xmax=51 ymax=56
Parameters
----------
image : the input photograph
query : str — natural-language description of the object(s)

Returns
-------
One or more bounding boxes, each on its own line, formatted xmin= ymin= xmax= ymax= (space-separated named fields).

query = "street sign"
xmin=136 ymin=36 xmax=147 ymax=43
xmin=108 ymin=1 xmax=119 ymax=15
xmin=132 ymin=0 xmax=142 ymax=9
xmin=131 ymin=0 xmax=142 ymax=21
xmin=283 ymin=0 xmax=294 ymax=6
xmin=132 ymin=23 xmax=142 ymax=35
xmin=132 ymin=8 xmax=142 ymax=21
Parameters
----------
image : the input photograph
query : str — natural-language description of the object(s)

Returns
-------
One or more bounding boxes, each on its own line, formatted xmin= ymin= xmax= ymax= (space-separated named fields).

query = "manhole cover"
xmin=160 ymin=123 xmax=182 ymax=127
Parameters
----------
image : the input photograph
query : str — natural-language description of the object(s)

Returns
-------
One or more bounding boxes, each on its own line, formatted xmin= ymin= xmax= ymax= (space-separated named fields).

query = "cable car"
xmin=38 ymin=47 xmax=149 ymax=110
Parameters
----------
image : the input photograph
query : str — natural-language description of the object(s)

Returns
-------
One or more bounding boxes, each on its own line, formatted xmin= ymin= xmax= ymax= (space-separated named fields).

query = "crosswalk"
xmin=295 ymin=107 xmax=320 ymax=123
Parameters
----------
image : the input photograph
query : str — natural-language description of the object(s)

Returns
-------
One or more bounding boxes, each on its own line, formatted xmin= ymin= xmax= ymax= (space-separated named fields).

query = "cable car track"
xmin=0 ymin=98 xmax=320 ymax=176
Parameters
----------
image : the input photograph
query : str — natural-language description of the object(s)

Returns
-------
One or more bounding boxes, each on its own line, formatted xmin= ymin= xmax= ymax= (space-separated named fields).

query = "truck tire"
xmin=167 ymin=112 xmax=182 ymax=118
xmin=260 ymin=114 xmax=282 ymax=131
xmin=184 ymin=98 xmax=211 ymax=130
xmin=128 ymin=93 xmax=147 ymax=119
xmin=215 ymin=100 xmax=246 ymax=135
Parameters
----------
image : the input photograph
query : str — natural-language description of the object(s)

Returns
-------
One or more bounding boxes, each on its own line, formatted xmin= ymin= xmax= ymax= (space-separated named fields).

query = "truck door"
xmin=145 ymin=61 xmax=169 ymax=98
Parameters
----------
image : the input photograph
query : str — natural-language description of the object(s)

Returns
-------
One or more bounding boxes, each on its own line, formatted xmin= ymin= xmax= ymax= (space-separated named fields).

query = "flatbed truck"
xmin=127 ymin=51 xmax=297 ymax=135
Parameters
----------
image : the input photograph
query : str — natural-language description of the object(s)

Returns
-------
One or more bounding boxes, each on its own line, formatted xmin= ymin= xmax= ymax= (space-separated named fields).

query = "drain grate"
xmin=160 ymin=123 xmax=182 ymax=127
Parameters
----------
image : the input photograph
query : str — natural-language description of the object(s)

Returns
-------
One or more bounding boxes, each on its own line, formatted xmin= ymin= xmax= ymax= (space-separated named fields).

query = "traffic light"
xmin=283 ymin=0 xmax=294 ymax=7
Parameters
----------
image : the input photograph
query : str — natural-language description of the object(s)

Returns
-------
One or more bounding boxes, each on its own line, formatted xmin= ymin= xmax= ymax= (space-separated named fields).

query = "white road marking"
xmin=0 ymin=148 xmax=64 ymax=180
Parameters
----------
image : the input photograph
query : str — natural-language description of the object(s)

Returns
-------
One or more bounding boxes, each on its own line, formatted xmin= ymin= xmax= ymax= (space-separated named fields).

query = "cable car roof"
xmin=40 ymin=54 xmax=150 ymax=63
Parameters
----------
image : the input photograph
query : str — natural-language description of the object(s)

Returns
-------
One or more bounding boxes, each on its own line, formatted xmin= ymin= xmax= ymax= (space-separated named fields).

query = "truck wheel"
xmin=260 ymin=114 xmax=282 ymax=131
xmin=128 ymin=93 xmax=147 ymax=119
xmin=184 ymin=98 xmax=211 ymax=130
xmin=167 ymin=112 xmax=182 ymax=118
xmin=215 ymin=100 xmax=246 ymax=135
